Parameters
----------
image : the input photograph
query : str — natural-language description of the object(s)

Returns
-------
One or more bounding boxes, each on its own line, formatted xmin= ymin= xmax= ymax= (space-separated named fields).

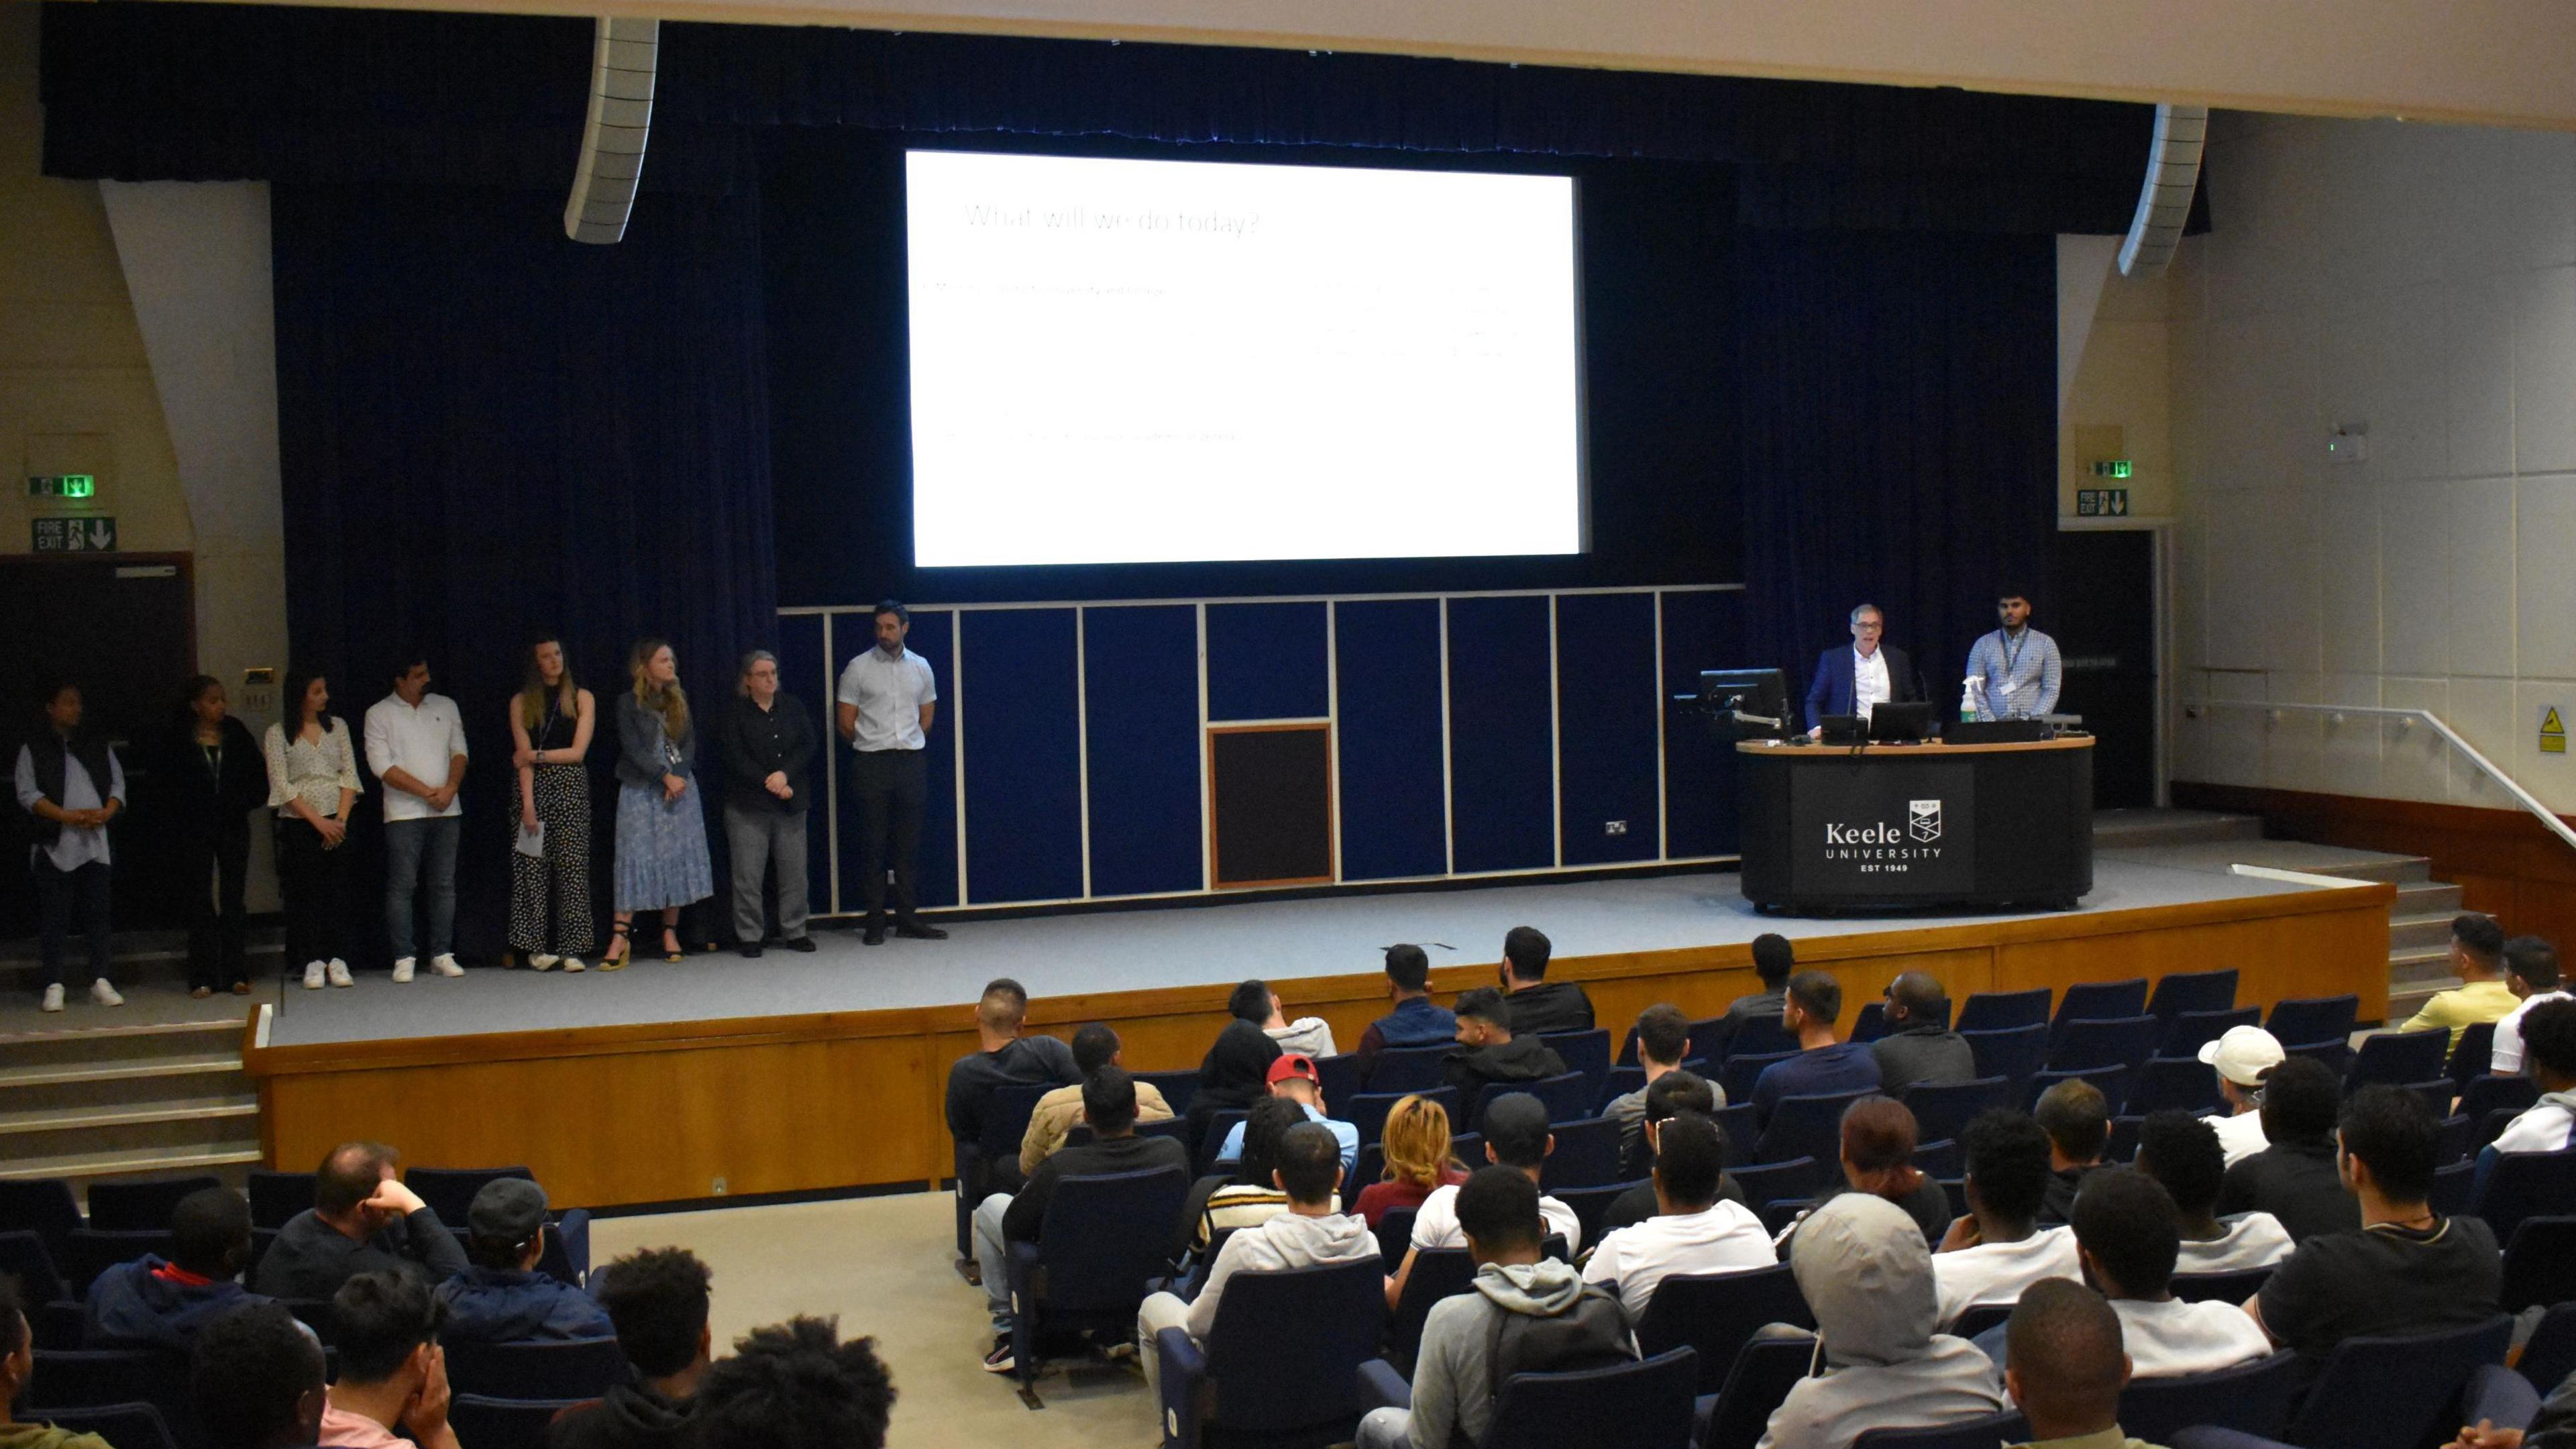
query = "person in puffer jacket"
xmin=432 ymin=1179 xmax=610 ymax=1344
xmin=84 ymin=1186 xmax=267 ymax=1349
xmin=1360 ymin=1166 xmax=1633 ymax=1449
xmin=1758 ymin=1192 xmax=2007 ymax=1449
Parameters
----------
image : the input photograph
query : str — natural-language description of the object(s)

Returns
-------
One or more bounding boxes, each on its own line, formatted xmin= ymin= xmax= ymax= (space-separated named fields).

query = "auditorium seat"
xmin=62 ymin=1230 xmax=172 ymax=1295
xmin=2128 ymin=1056 xmax=2224 ymax=1115
xmin=1539 ymin=1030 xmax=1611 ymax=1104
xmin=1634 ymin=1263 xmax=1813 ymax=1395
xmin=1851 ymin=1410 xmax=2031 ymax=1449
xmin=2430 ymin=1159 xmax=2476 ymax=1217
xmin=402 ymin=1167 xmax=536 ymax=1231
xmin=1004 ymin=1164 xmax=1189 ymax=1388
xmin=1961 ymin=1027 xmax=2049 ymax=1093
xmin=1911 ymin=1138 xmax=1961 ymax=1179
xmin=2106 ymin=1115 xmax=2145 ymax=1163
xmin=21 ymin=1403 xmax=178 ymax=1449
xmin=1132 ymin=1068 xmax=1199 ymax=1118
xmin=445 ymin=1336 xmax=627 ymax=1401
xmin=448 ymin=1395 xmax=582 ymax=1449
xmin=2434 ymin=1113 xmax=2477 ymax=1167
xmin=2518 ymin=1303 xmax=2576 ymax=1397
xmin=2460 ymin=1074 xmax=2539 ymax=1130
xmin=1156 ymin=1259 xmax=1384 ymax=1449
xmin=2280 ymin=1038 xmax=2352 ymax=1078
xmin=1719 ymin=1051 xmax=1795 ymax=1107
xmin=2118 ymin=1352 xmax=2300 ymax=1445
xmin=1195 ymin=1110 xmax=1251 ymax=1177
xmin=1552 ymin=1182 xmax=1638 ymax=1251
xmin=83 ymin=1177 xmax=220 ymax=1234
xmin=2280 ymin=1316 xmax=2512 ymax=1449
xmin=2023 ymin=1064 xmax=2129 ymax=1116
xmin=1370 ymin=1208 xmax=1415 ymax=1268
xmin=1712 ymin=1102 xmax=1760 ymax=1165
xmin=1956 ymin=989 xmax=2051 ymax=1033
xmin=1950 ymin=1303 xmax=2013 ymax=1341
xmin=1481 ymin=1347 xmax=1701 ymax=1449
xmin=1061 ymin=1116 xmax=1189 ymax=1151
xmin=1723 ymin=1015 xmax=1799 ymax=1062
xmin=2171 ymin=1267 xmax=2271 ymax=1304
xmin=2501 ymin=1216 xmax=2576 ymax=1313
xmin=246 ymin=1170 xmax=315 ymax=1231
xmin=1850 ymin=1001 xmax=1889 ymax=1044
xmin=2469 ymin=1148 xmax=2576 ymax=1244
xmin=1388 ymin=1248 xmax=1477 ymax=1373
xmin=2147 ymin=968 xmax=2239 ymax=1024
xmin=1904 ymin=1077 xmax=2011 ymax=1146
xmin=1539 ymin=1116 xmax=1622 ymax=1189
xmin=1479 ymin=1071 xmax=1597 ymax=1128
xmin=1351 ymin=1142 xmax=1383 ymax=1196
xmin=2347 ymin=1030 xmax=2449 ymax=1091
xmin=0 ymin=1230 xmax=69 ymax=1306
xmin=0 ymin=1179 xmax=85 ymax=1260
xmin=2451 ymin=1022 xmax=2500 ymax=1090
xmin=1728 ymin=1157 xmax=1826 ymax=1217
xmin=1313 ymin=1052 xmax=1362 ymax=1108
xmin=1754 ymin=1091 xmax=1873 ymax=1167
xmin=34 ymin=1297 xmax=84 ymax=1351
xmin=1344 ymin=1087 xmax=1458 ymax=1146
xmin=30 ymin=1348 xmax=195 ymax=1447
xmin=2162 ymin=1006 xmax=2260 ymax=1061
xmin=1599 ymin=1059 xmax=1710 ymax=1113
xmin=1364 ymin=1044 xmax=1452 ymax=1094
xmin=1693 ymin=1335 xmax=1816 ymax=1449
xmin=2045 ymin=1015 xmax=2161 ymax=1077
xmin=2049 ymin=979 xmax=2148 ymax=1045
xmin=2265 ymin=996 xmax=2359 ymax=1047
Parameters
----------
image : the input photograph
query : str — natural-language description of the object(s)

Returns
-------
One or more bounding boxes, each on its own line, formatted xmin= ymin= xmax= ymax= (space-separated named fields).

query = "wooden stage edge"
xmin=244 ymin=881 xmax=2394 ymax=1210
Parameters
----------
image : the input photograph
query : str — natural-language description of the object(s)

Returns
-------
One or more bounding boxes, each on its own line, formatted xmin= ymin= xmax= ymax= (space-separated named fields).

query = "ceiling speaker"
xmin=2116 ymin=103 xmax=2206 ymax=277
xmin=564 ymin=16 xmax=657 ymax=244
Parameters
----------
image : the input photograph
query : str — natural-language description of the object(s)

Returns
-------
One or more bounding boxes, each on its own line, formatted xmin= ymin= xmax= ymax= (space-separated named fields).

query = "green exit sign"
xmin=28 ymin=474 xmax=95 ymax=498
xmin=2089 ymin=459 xmax=2133 ymax=479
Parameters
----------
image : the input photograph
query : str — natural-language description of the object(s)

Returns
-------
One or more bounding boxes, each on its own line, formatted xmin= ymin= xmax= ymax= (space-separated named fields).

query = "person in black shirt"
xmin=156 ymin=676 xmax=270 ymax=997
xmin=1444 ymin=987 xmax=1568 ymax=1106
xmin=252 ymin=1141 xmax=468 ymax=1301
xmin=2035 ymin=1079 xmax=2113 ymax=1225
xmin=2216 ymin=1055 xmax=2361 ymax=1242
xmin=1495 ymin=925 xmax=1593 ymax=1035
xmin=1709 ymin=932 xmax=1796 ymax=1057
xmin=980 ymin=1067 xmax=1190 ymax=1373
xmin=547 ymin=1247 xmax=714 ymax=1449
xmin=2249 ymin=1085 xmax=2500 ymax=1372
xmin=1870 ymin=971 xmax=1974 ymax=1100
xmin=1599 ymin=1071 xmax=1750 ymax=1236
xmin=945 ymin=979 xmax=1081 ymax=1202
xmin=193 ymin=1298 xmax=329 ymax=1449
xmin=718 ymin=651 xmax=818 ymax=958
xmin=1189 ymin=983 xmax=1285 ymax=1157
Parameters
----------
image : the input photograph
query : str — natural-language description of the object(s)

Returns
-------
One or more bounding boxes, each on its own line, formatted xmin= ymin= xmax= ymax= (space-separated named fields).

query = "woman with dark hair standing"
xmin=161 ymin=676 xmax=268 ymax=997
xmin=506 ymin=633 xmax=597 ymax=971
xmin=603 ymin=639 xmax=711 ymax=969
xmin=262 ymin=669 xmax=363 ymax=989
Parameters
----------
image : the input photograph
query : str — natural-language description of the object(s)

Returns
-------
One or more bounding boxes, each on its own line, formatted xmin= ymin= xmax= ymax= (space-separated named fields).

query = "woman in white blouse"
xmin=263 ymin=667 xmax=364 ymax=989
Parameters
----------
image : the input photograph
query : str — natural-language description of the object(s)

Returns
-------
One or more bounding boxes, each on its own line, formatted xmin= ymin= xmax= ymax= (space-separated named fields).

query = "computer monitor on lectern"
xmin=1697 ymin=669 xmax=1790 ymax=741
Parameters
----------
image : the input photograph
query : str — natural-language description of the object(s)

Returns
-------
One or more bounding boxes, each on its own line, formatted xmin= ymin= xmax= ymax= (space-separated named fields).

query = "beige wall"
xmin=2058 ymin=234 xmax=2175 ymax=522
xmin=0 ymin=3 xmax=190 ymax=564
xmin=2169 ymin=109 xmax=2576 ymax=812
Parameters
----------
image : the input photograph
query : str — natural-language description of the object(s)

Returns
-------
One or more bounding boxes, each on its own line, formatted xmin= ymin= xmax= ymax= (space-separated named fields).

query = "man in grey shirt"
xmin=252 ymin=1142 xmax=467 ymax=1301
xmin=1870 ymin=971 xmax=1976 ymax=1102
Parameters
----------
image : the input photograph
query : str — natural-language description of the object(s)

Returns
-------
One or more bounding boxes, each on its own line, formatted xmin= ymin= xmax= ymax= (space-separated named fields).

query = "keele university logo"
xmin=1910 ymin=799 xmax=1943 ymax=843
xmin=1821 ymin=798 xmax=1948 ymax=871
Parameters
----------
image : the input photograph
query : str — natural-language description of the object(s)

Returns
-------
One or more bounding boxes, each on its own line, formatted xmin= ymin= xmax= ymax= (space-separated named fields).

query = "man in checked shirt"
xmin=1961 ymin=587 xmax=2062 ymax=721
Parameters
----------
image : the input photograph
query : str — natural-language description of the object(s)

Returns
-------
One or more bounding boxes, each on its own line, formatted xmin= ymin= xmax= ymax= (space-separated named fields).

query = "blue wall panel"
xmin=774 ymin=612 xmax=835 ymax=916
xmin=1207 ymin=601 xmax=1329 ymax=720
xmin=1085 ymin=605 xmax=1204 ymax=896
xmin=961 ymin=608 xmax=1084 ymax=904
xmin=829 ymin=609 xmax=961 ymax=911
xmin=1447 ymin=595 xmax=1557 ymax=873
xmin=1660 ymin=589 xmax=1744 ymax=860
xmin=1334 ymin=598 xmax=1448 ymax=881
xmin=1556 ymin=592 xmax=1662 ymax=866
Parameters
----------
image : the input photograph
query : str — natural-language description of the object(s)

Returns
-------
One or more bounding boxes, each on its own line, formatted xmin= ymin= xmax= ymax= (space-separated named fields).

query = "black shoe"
xmin=737 ymin=944 xmax=763 ymax=959
xmin=895 ymin=918 xmax=949 ymax=941
xmin=862 ymin=924 xmax=886 ymax=946
xmin=776 ymin=936 xmax=818 ymax=953
xmin=981 ymin=1334 xmax=1015 ymax=1375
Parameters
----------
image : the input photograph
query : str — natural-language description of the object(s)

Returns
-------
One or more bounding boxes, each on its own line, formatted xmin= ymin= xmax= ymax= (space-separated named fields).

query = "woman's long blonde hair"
xmin=629 ymin=638 xmax=689 ymax=737
xmin=1378 ymin=1094 xmax=1461 ymax=1189
xmin=518 ymin=633 xmax=580 ymax=732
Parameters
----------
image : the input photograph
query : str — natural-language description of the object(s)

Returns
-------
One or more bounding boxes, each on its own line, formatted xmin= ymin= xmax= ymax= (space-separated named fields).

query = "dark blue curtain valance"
xmin=42 ymin=1 xmax=2201 ymax=232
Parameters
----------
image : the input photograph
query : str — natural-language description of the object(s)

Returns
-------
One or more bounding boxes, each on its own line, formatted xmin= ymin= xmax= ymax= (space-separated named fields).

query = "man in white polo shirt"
xmin=2493 ymin=936 xmax=2571 ymax=1075
xmin=835 ymin=600 xmax=945 ymax=947
xmin=2198 ymin=1025 xmax=2284 ymax=1167
xmin=362 ymin=653 xmax=468 ymax=983
xmin=1580 ymin=1113 xmax=1774 ymax=1316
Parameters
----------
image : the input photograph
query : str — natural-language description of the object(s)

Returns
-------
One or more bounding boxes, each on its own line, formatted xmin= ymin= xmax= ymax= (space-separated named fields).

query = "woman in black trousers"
xmin=163 ymin=675 xmax=269 ymax=996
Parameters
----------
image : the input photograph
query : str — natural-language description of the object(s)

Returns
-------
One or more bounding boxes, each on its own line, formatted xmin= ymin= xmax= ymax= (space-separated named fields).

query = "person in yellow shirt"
xmin=2403 ymin=912 xmax=2518 ymax=1059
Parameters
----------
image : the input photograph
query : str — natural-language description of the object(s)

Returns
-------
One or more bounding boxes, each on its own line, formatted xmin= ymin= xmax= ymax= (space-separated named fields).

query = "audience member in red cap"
xmin=1210 ymin=1052 xmax=1360 ymax=1178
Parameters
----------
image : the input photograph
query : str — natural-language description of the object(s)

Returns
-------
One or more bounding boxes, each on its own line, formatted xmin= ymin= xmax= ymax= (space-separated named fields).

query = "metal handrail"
xmin=2186 ymin=698 xmax=2576 ymax=854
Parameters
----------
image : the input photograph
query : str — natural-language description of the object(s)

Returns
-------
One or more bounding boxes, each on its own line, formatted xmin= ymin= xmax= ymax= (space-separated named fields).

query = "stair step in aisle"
xmin=0 ymin=1004 xmax=264 ymax=1197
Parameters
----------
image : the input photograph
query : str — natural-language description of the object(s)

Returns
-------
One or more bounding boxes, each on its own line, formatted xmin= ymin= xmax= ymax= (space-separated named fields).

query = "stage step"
xmin=0 ymin=928 xmax=284 ymax=989
xmin=2090 ymin=809 xmax=2264 ymax=848
xmin=0 ymin=1007 xmax=262 ymax=1200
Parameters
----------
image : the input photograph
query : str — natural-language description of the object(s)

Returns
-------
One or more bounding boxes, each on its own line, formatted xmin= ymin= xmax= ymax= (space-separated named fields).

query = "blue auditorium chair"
xmin=1719 ymin=1051 xmax=1796 ymax=1108
xmin=1851 ymin=1409 xmax=2031 ymax=1449
xmin=1540 ymin=1029 xmax=1612 ymax=1104
xmin=443 ymin=1336 xmax=628 ymax=1401
xmin=2146 ymin=968 xmax=2239 ymax=1026
xmin=402 ymin=1166 xmax=534 ymax=1230
xmin=2347 ymin=1030 xmax=2448 ymax=1091
xmin=1387 ymin=1248 xmax=1477 ymax=1373
xmin=2170 ymin=1267 xmax=2271 ymax=1304
xmin=1962 ymin=1027 xmax=2049 ymax=1093
xmin=2049 ymin=979 xmax=2149 ymax=1045
xmin=1955 ymin=989 xmax=2051 ymax=1033
xmin=0 ymin=1230 xmax=69 ymax=1306
xmin=2118 ymin=1351 xmax=2300 ymax=1444
xmin=246 ymin=1170 xmax=315 ymax=1231
xmin=447 ymin=1395 xmax=582 ymax=1449
xmin=2469 ymin=1147 xmax=2576 ymax=1245
xmin=1693 ymin=1335 xmax=1815 ymax=1449
xmin=1634 ymin=1263 xmax=1813 ymax=1396
xmin=1904 ymin=1077 xmax=2010 ymax=1146
xmin=1723 ymin=1014 xmax=1799 ymax=1062
xmin=1006 ymin=1164 xmax=1190 ymax=1389
xmin=2502 ymin=1215 xmax=2576 ymax=1313
xmin=2022 ymin=1063 xmax=2129 ymax=1116
xmin=2264 ymin=995 xmax=2358 ymax=1046
xmin=83 ymin=1177 xmax=221 ymax=1234
xmin=2046 ymin=1015 xmax=2161 ymax=1076
xmin=2279 ymin=1316 xmax=2512 ymax=1449
xmin=1155 ymin=1258 xmax=1385 ymax=1449
xmin=1754 ymin=1091 xmax=1872 ymax=1167
xmin=2163 ymin=1005 xmax=2259 ymax=1061
xmin=1540 ymin=1116 xmax=1622 ymax=1190
xmin=1364 ymin=1044 xmax=1452 ymax=1094
xmin=1484 ymin=1347 xmax=1701 ymax=1449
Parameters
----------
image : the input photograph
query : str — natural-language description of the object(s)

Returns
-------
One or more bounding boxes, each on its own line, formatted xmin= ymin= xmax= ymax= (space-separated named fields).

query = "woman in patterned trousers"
xmin=506 ymin=633 xmax=597 ymax=969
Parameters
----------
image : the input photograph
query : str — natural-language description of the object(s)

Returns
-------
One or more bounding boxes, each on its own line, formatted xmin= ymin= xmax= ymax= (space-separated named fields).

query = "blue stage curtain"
xmin=1737 ymin=229 xmax=2059 ymax=712
xmin=41 ymin=3 xmax=2196 ymax=235
xmin=270 ymin=184 xmax=778 ymax=957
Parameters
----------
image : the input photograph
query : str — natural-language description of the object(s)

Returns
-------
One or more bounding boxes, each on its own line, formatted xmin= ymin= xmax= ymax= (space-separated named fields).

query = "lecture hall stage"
xmin=241 ymin=857 xmax=2391 ymax=1209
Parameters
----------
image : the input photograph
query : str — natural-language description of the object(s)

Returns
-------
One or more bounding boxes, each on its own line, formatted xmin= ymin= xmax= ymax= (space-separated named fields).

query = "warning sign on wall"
xmin=2544 ymin=707 xmax=2566 ymax=755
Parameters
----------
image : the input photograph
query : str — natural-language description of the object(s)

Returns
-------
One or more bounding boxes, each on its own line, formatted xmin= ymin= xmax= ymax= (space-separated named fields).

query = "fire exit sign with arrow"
xmin=31 ymin=517 xmax=117 ymax=553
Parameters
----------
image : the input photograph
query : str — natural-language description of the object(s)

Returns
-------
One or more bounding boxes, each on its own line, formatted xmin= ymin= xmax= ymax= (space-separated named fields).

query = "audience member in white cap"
xmin=2198 ymin=1025 xmax=2284 ymax=1168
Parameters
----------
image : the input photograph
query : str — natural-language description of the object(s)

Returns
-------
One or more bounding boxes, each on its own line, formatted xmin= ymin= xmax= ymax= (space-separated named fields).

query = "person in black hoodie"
xmin=84 ymin=1186 xmax=266 ymax=1350
xmin=1445 ymin=987 xmax=1568 ymax=1106
xmin=156 ymin=676 xmax=270 ymax=998
xmin=944 ymin=979 xmax=1081 ymax=1195
xmin=547 ymin=1247 xmax=714 ymax=1449
xmin=1189 ymin=982 xmax=1285 ymax=1155
xmin=1495 ymin=926 xmax=1594 ymax=1036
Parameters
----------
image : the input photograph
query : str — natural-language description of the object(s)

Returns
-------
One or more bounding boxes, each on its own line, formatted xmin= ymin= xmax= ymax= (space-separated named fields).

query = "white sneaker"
xmin=429 ymin=953 xmax=464 ymax=978
xmin=91 ymin=979 xmax=124 ymax=1007
xmin=561 ymin=957 xmax=586 ymax=973
xmin=391 ymin=957 xmax=416 ymax=983
xmin=303 ymin=960 xmax=327 ymax=990
xmin=529 ymin=953 xmax=559 ymax=972
xmin=327 ymin=960 xmax=354 ymax=988
xmin=39 ymin=983 xmax=64 ymax=1012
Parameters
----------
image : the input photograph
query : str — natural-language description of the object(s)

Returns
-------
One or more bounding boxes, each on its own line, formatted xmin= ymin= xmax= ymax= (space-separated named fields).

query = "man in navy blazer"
xmin=1804 ymin=602 xmax=1926 ymax=734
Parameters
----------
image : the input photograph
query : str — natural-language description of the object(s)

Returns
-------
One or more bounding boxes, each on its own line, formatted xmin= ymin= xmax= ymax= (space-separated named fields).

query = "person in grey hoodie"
xmin=1758 ymin=1192 xmax=2008 ymax=1449
xmin=1360 ymin=1167 xmax=1627 ymax=1449
xmin=1137 ymin=1122 xmax=1381 ymax=1401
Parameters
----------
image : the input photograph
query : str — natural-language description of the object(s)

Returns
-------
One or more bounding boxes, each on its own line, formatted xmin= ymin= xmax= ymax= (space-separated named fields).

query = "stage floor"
xmin=263 ymin=848 xmax=2342 ymax=1048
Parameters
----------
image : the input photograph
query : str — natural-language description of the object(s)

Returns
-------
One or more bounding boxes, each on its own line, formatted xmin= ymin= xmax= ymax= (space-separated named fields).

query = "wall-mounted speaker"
xmin=563 ymin=16 xmax=657 ymax=244
xmin=2116 ymin=103 xmax=2206 ymax=277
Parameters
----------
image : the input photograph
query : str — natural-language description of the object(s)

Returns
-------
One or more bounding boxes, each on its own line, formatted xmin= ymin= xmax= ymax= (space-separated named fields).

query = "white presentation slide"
xmin=904 ymin=150 xmax=1585 ymax=568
